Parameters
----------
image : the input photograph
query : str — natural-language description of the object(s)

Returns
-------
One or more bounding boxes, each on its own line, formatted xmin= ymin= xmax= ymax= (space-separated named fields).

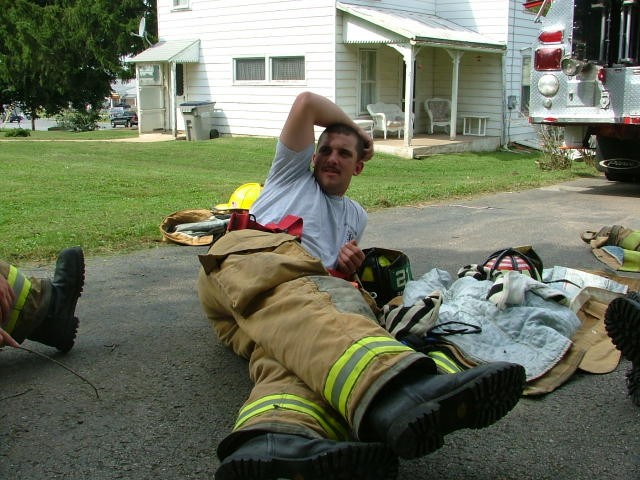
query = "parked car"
xmin=111 ymin=111 xmax=138 ymax=128
xmin=8 ymin=113 xmax=24 ymax=123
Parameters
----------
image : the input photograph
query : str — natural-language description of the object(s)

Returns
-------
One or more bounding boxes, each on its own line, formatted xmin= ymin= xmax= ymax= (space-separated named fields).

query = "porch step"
xmin=373 ymin=135 xmax=501 ymax=159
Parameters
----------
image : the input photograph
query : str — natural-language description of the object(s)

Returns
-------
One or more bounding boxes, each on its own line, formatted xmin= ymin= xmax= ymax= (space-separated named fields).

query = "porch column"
xmin=169 ymin=62 xmax=177 ymax=137
xmin=390 ymin=43 xmax=419 ymax=147
xmin=446 ymin=49 xmax=464 ymax=140
xmin=402 ymin=48 xmax=415 ymax=147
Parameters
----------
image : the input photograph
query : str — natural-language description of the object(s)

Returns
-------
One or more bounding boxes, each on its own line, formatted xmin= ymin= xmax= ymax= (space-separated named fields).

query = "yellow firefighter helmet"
xmin=214 ymin=183 xmax=263 ymax=212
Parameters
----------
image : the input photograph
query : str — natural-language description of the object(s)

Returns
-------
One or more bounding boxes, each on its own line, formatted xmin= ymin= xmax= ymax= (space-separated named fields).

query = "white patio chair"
xmin=424 ymin=98 xmax=451 ymax=134
xmin=366 ymin=102 xmax=406 ymax=139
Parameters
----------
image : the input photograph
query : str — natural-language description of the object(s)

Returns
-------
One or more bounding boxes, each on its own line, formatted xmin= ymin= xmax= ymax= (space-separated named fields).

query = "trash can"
xmin=179 ymin=101 xmax=217 ymax=141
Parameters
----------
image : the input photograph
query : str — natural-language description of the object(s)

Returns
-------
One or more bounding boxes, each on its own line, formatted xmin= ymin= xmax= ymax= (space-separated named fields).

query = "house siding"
xmin=341 ymin=0 xmax=436 ymax=14
xmin=148 ymin=0 xmax=539 ymax=148
xmin=434 ymin=0 xmax=539 ymax=145
xmin=435 ymin=0 xmax=509 ymax=44
xmin=504 ymin=2 xmax=540 ymax=147
xmin=158 ymin=0 xmax=338 ymax=137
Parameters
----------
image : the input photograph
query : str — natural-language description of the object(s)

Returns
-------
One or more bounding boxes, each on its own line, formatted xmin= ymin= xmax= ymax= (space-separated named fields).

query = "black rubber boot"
xmin=215 ymin=432 xmax=399 ymax=480
xmin=28 ymin=247 xmax=84 ymax=353
xmin=605 ymin=291 xmax=640 ymax=363
xmin=360 ymin=361 xmax=525 ymax=459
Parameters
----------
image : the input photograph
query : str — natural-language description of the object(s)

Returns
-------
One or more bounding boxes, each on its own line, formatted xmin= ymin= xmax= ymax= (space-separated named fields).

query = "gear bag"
xmin=357 ymin=247 xmax=413 ymax=307
xmin=160 ymin=209 xmax=228 ymax=246
xmin=458 ymin=246 xmax=543 ymax=281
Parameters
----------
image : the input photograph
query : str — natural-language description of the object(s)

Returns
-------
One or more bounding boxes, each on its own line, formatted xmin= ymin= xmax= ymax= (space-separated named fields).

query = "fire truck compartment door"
xmin=566 ymin=79 xmax=596 ymax=107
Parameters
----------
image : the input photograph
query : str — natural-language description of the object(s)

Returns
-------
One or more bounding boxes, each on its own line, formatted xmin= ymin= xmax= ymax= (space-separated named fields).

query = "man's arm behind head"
xmin=280 ymin=92 xmax=373 ymax=161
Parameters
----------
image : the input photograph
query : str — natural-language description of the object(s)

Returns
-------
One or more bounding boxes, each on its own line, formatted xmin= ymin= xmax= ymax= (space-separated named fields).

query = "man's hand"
xmin=0 ymin=326 xmax=19 ymax=348
xmin=359 ymin=131 xmax=374 ymax=163
xmin=336 ymin=240 xmax=365 ymax=277
xmin=0 ymin=275 xmax=15 ymax=328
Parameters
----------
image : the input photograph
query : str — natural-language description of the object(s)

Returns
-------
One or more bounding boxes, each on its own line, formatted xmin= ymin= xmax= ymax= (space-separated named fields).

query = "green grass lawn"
xmin=0 ymin=133 xmax=597 ymax=264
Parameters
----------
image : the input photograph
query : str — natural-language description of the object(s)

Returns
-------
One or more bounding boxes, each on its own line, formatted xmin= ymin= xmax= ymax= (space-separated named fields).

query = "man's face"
xmin=312 ymin=132 xmax=364 ymax=196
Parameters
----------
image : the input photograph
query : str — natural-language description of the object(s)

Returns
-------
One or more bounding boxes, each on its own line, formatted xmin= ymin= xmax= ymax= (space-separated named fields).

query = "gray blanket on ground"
xmin=403 ymin=269 xmax=581 ymax=381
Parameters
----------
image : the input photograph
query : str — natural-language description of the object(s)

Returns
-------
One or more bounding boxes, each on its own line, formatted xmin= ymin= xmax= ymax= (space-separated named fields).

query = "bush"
xmin=55 ymin=108 xmax=101 ymax=132
xmin=4 ymin=128 xmax=31 ymax=137
xmin=535 ymin=125 xmax=573 ymax=171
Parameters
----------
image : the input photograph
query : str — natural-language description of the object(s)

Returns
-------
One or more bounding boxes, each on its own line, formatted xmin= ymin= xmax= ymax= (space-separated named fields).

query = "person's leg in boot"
xmin=198 ymin=233 xmax=524 ymax=463
xmin=0 ymin=247 xmax=84 ymax=352
xmin=605 ymin=291 xmax=640 ymax=363
xmin=215 ymin=346 xmax=399 ymax=480
xmin=605 ymin=291 xmax=640 ymax=405
xmin=27 ymin=246 xmax=84 ymax=352
xmin=358 ymin=360 xmax=526 ymax=459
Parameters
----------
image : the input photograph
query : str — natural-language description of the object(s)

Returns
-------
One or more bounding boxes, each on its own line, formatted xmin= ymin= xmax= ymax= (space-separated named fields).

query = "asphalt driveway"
xmin=1 ymin=175 xmax=639 ymax=480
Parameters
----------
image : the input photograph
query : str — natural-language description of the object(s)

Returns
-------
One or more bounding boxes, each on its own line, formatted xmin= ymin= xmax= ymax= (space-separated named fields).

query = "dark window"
xmin=176 ymin=64 xmax=184 ymax=96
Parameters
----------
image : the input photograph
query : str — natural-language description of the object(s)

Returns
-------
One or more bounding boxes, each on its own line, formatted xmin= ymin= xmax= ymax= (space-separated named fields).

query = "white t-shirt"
xmin=250 ymin=141 xmax=368 ymax=269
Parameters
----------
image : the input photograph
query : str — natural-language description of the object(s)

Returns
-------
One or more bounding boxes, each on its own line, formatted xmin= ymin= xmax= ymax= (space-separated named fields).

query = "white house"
xmin=128 ymin=0 xmax=540 ymax=155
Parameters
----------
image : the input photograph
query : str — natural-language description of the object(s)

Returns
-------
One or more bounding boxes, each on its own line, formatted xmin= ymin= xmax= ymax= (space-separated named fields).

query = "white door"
xmin=137 ymin=64 xmax=166 ymax=132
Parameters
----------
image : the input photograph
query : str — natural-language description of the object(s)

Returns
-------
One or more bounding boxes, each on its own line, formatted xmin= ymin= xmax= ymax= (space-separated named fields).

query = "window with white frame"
xmin=172 ymin=0 xmax=189 ymax=10
xmin=271 ymin=56 xmax=305 ymax=81
xmin=359 ymin=50 xmax=376 ymax=114
xmin=521 ymin=55 xmax=531 ymax=115
xmin=233 ymin=56 xmax=305 ymax=83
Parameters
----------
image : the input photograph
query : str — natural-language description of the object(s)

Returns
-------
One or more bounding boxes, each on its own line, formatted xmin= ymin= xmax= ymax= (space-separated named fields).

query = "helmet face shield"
xmin=214 ymin=183 xmax=263 ymax=212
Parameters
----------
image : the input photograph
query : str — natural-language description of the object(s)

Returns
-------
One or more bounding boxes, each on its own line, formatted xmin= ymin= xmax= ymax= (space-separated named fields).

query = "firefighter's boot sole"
xmin=362 ymin=362 xmax=525 ymax=459
xmin=215 ymin=433 xmax=398 ymax=480
xmin=605 ymin=291 xmax=640 ymax=363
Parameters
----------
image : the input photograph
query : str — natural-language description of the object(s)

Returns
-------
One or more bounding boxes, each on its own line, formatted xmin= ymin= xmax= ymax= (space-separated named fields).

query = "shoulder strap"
xmin=227 ymin=212 xmax=303 ymax=239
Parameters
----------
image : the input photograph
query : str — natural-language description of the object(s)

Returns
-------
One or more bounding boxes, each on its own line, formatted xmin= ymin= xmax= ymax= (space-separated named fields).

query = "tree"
xmin=0 ymin=0 xmax=157 ymax=129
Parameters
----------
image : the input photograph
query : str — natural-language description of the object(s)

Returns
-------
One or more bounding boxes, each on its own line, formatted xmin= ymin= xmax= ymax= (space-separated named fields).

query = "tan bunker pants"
xmin=0 ymin=260 xmax=51 ymax=343
xmin=196 ymin=230 xmax=427 ymax=452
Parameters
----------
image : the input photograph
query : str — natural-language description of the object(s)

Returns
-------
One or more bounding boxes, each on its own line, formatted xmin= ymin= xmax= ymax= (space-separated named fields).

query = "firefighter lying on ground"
xmin=196 ymin=91 xmax=527 ymax=480
xmin=0 ymin=247 xmax=84 ymax=351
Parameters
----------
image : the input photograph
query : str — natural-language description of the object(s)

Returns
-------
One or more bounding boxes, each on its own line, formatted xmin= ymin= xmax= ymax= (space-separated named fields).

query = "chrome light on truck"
xmin=561 ymin=57 xmax=587 ymax=76
xmin=537 ymin=74 xmax=560 ymax=97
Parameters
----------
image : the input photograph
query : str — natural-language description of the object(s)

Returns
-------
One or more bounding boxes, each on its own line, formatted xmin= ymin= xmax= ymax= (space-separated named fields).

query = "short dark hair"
xmin=318 ymin=123 xmax=365 ymax=160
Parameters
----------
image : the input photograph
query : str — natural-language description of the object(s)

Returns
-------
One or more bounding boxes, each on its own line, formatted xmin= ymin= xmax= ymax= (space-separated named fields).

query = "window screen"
xmin=271 ymin=57 xmax=305 ymax=81
xmin=235 ymin=58 xmax=266 ymax=81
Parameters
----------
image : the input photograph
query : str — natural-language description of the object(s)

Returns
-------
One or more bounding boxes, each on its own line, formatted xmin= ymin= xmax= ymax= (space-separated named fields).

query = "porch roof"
xmin=126 ymin=39 xmax=200 ymax=63
xmin=337 ymin=2 xmax=506 ymax=53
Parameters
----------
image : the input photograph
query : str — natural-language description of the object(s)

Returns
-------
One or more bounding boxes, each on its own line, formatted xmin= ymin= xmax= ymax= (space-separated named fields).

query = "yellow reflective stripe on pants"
xmin=427 ymin=350 xmax=463 ymax=374
xmin=5 ymin=265 xmax=32 ymax=333
xmin=234 ymin=393 xmax=350 ymax=441
xmin=324 ymin=336 xmax=414 ymax=418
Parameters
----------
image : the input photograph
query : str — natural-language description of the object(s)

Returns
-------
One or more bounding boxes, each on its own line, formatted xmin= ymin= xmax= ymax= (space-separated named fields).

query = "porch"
xmin=372 ymin=133 xmax=502 ymax=159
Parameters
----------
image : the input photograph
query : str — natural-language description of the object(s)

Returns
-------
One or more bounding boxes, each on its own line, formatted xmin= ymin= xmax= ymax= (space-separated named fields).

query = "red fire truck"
xmin=526 ymin=0 xmax=640 ymax=182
